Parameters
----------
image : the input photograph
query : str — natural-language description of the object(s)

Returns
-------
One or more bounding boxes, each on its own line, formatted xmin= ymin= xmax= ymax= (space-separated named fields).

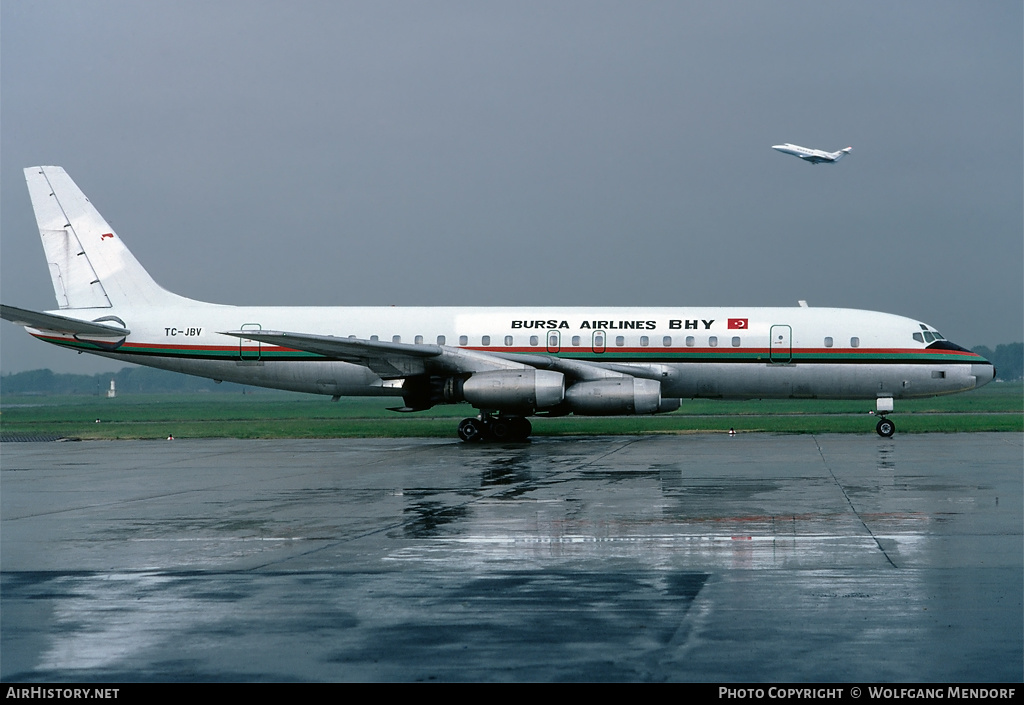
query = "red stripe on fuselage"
xmin=32 ymin=333 xmax=983 ymax=360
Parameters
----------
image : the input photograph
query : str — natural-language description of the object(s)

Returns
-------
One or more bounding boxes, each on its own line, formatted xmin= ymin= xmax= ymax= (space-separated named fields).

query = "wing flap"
xmin=220 ymin=329 xmax=541 ymax=379
xmin=220 ymin=329 xmax=441 ymax=378
xmin=488 ymin=350 xmax=671 ymax=382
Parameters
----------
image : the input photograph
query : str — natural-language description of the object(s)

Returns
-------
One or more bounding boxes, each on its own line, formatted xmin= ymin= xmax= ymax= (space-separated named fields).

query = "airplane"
xmin=1 ymin=166 xmax=994 ymax=441
xmin=772 ymin=143 xmax=853 ymax=164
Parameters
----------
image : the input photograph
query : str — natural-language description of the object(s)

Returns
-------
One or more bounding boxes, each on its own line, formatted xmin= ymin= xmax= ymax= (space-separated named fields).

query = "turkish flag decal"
xmin=728 ymin=319 xmax=748 ymax=329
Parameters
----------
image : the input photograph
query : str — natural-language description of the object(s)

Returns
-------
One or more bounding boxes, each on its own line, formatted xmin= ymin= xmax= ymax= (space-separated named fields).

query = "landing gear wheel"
xmin=457 ymin=415 xmax=533 ymax=442
xmin=458 ymin=417 xmax=485 ymax=442
xmin=876 ymin=417 xmax=896 ymax=438
xmin=509 ymin=417 xmax=532 ymax=442
xmin=491 ymin=416 xmax=532 ymax=442
xmin=489 ymin=418 xmax=512 ymax=441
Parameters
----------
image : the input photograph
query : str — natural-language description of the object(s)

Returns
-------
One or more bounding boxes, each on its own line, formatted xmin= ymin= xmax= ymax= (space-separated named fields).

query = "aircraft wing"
xmin=219 ymin=329 xmax=653 ymax=383
xmin=1 ymin=304 xmax=130 ymax=336
xmin=221 ymin=329 xmax=442 ymax=378
xmin=486 ymin=351 xmax=671 ymax=383
xmin=220 ymin=329 xmax=537 ymax=379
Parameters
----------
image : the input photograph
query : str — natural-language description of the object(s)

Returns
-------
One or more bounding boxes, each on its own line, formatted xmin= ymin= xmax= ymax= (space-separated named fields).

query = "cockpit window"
xmin=916 ymin=324 xmax=945 ymax=342
xmin=927 ymin=339 xmax=972 ymax=353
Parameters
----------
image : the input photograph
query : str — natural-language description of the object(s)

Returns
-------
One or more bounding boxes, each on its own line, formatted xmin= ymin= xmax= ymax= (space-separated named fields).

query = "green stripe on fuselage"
xmin=41 ymin=335 xmax=980 ymax=366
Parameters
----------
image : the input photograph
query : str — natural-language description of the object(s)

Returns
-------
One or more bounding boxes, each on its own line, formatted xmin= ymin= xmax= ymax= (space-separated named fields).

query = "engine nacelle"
xmin=461 ymin=370 xmax=565 ymax=411
xmin=657 ymin=398 xmax=681 ymax=413
xmin=564 ymin=378 xmax=663 ymax=415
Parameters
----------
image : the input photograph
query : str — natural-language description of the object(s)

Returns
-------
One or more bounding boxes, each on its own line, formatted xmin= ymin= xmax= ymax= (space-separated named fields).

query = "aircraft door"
xmin=769 ymin=325 xmax=791 ymax=363
xmin=546 ymin=330 xmax=561 ymax=353
xmin=239 ymin=323 xmax=262 ymax=360
xmin=592 ymin=330 xmax=606 ymax=354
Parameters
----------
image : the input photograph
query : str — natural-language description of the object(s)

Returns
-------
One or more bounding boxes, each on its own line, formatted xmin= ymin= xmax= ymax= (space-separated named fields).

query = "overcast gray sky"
xmin=2 ymin=1 xmax=1021 ymax=374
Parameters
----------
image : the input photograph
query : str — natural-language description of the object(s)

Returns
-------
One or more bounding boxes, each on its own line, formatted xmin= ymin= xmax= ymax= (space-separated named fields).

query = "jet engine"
xmin=564 ymin=378 xmax=664 ymax=415
xmin=400 ymin=371 xmax=678 ymax=417
xmin=399 ymin=370 xmax=564 ymax=412
xmin=460 ymin=370 xmax=565 ymax=411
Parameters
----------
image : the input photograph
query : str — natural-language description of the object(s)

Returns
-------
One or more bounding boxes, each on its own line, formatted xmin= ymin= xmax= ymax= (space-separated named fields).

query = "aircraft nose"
xmin=971 ymin=363 xmax=996 ymax=388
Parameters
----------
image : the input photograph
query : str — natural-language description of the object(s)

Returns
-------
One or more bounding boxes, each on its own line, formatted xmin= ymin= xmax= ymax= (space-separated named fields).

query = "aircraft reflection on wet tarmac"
xmin=1 ymin=433 xmax=1021 ymax=682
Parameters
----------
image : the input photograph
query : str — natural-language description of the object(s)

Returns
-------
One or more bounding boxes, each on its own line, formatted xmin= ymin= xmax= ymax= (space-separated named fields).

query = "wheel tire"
xmin=492 ymin=417 xmax=532 ymax=442
xmin=490 ymin=419 xmax=511 ymax=440
xmin=876 ymin=418 xmax=895 ymax=438
xmin=510 ymin=417 xmax=532 ymax=442
xmin=458 ymin=417 xmax=484 ymax=442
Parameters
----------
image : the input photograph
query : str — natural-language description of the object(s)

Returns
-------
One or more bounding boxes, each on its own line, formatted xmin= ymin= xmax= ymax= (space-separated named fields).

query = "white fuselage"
xmin=35 ymin=302 xmax=991 ymax=402
xmin=771 ymin=143 xmax=851 ymax=164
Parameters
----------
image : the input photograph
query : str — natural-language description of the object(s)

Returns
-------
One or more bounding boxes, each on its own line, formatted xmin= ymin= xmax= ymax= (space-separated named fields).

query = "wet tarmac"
xmin=1 ymin=433 xmax=1021 ymax=682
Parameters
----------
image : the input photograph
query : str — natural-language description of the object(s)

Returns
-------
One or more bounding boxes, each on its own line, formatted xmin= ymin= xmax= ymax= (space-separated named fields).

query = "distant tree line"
xmin=972 ymin=343 xmax=1022 ymax=381
xmin=1 ymin=367 xmax=248 ymax=396
xmin=1 ymin=343 xmax=1020 ymax=395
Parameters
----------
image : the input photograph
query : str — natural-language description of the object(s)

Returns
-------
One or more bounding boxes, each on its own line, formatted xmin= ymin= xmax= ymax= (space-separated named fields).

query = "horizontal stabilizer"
xmin=0 ymin=304 xmax=130 ymax=336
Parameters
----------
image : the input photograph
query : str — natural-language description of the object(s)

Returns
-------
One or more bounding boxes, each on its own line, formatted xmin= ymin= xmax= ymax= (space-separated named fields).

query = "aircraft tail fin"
xmin=832 ymin=147 xmax=853 ymax=162
xmin=24 ymin=166 xmax=190 ymax=310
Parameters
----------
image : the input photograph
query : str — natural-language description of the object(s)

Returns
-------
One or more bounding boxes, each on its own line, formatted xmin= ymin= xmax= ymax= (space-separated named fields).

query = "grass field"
xmin=2 ymin=382 xmax=1020 ymax=440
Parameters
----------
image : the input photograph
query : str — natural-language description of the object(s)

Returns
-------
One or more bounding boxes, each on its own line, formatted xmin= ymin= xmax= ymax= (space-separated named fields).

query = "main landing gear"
xmin=457 ymin=414 xmax=532 ymax=443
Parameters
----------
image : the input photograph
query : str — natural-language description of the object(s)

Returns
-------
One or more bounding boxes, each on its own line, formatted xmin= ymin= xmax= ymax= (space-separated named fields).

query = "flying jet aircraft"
xmin=772 ymin=143 xmax=853 ymax=164
xmin=1 ymin=167 xmax=992 ymax=441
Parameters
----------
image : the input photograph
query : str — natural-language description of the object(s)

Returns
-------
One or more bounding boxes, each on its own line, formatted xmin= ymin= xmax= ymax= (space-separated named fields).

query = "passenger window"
xmin=663 ymin=336 xmax=672 ymax=346
xmin=459 ymin=335 xmax=468 ymax=346
xmin=572 ymin=336 xmax=581 ymax=346
xmin=824 ymin=337 xmax=833 ymax=347
xmin=481 ymin=335 xmax=490 ymax=346
xmin=731 ymin=336 xmax=741 ymax=347
xmin=392 ymin=335 xmax=401 ymax=343
xmin=370 ymin=335 xmax=379 ymax=341
xmin=504 ymin=335 xmax=513 ymax=346
xmin=685 ymin=336 xmax=694 ymax=347
xmin=615 ymin=336 xmax=625 ymax=346
xmin=437 ymin=335 xmax=446 ymax=345
xmin=640 ymin=336 xmax=649 ymax=346
xmin=530 ymin=335 xmax=539 ymax=346
xmin=850 ymin=337 xmax=860 ymax=347
xmin=709 ymin=336 xmax=718 ymax=347
xmin=415 ymin=335 xmax=423 ymax=344
xmin=913 ymin=333 xmax=924 ymax=343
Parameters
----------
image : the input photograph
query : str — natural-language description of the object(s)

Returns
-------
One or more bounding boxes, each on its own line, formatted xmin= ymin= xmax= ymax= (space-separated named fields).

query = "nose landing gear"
xmin=874 ymin=397 xmax=895 ymax=437
xmin=875 ymin=417 xmax=896 ymax=438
